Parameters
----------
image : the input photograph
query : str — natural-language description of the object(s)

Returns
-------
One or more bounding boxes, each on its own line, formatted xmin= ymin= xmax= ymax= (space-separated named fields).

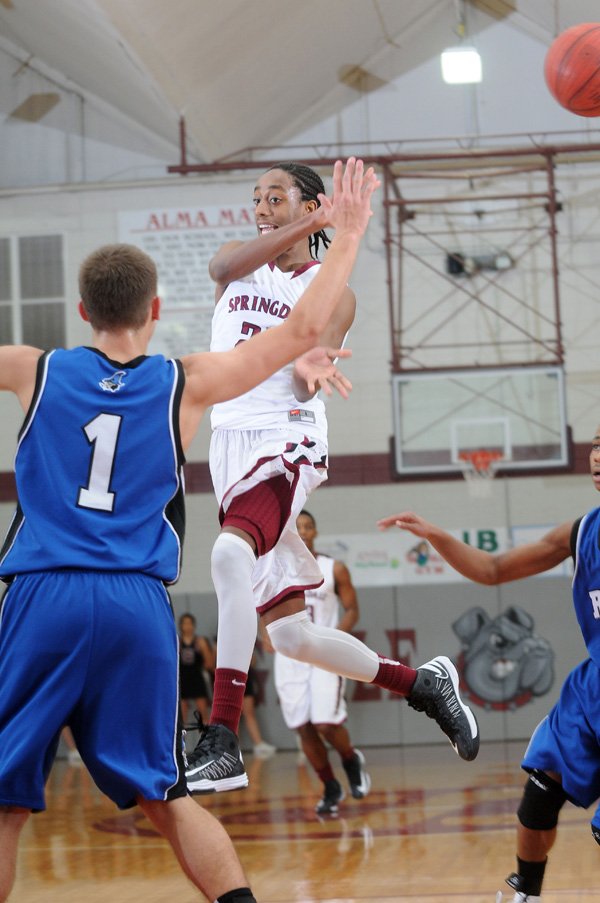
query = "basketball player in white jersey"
xmin=273 ymin=510 xmax=371 ymax=815
xmin=185 ymin=160 xmax=479 ymax=795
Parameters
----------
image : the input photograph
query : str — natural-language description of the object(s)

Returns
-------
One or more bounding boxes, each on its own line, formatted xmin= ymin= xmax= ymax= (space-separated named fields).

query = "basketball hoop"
xmin=458 ymin=449 xmax=504 ymax=498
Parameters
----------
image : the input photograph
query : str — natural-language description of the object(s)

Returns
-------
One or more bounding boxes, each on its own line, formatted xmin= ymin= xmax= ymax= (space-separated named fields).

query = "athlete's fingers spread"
xmin=364 ymin=167 xmax=379 ymax=191
xmin=352 ymin=158 xmax=365 ymax=193
xmin=335 ymin=375 xmax=352 ymax=398
xmin=342 ymin=157 xmax=356 ymax=193
xmin=363 ymin=168 xmax=380 ymax=200
xmin=377 ymin=514 xmax=410 ymax=530
xmin=332 ymin=160 xmax=344 ymax=196
xmin=326 ymin=347 xmax=352 ymax=360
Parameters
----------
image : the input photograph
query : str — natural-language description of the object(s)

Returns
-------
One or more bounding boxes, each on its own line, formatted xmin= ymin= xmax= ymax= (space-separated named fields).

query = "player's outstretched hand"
xmin=318 ymin=158 xmax=380 ymax=238
xmin=377 ymin=511 xmax=433 ymax=537
xmin=293 ymin=346 xmax=352 ymax=399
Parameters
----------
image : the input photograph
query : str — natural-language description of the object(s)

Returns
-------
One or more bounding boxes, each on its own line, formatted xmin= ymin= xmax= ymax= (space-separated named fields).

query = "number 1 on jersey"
xmin=78 ymin=413 xmax=122 ymax=512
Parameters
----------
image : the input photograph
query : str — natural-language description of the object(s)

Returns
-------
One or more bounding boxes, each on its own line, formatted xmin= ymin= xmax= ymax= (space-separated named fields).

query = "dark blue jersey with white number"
xmin=572 ymin=506 xmax=600 ymax=667
xmin=0 ymin=347 xmax=185 ymax=585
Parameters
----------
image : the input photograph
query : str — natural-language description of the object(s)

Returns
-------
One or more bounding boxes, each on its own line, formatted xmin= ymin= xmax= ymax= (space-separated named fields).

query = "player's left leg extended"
xmin=265 ymin=605 xmax=479 ymax=762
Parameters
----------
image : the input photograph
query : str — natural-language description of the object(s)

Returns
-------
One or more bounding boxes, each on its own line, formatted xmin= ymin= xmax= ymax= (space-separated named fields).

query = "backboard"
xmin=392 ymin=365 xmax=569 ymax=476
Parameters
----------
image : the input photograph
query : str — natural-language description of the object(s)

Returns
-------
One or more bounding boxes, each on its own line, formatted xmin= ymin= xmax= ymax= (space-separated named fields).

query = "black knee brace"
xmin=591 ymin=825 xmax=600 ymax=846
xmin=517 ymin=769 xmax=567 ymax=831
xmin=216 ymin=890 xmax=257 ymax=903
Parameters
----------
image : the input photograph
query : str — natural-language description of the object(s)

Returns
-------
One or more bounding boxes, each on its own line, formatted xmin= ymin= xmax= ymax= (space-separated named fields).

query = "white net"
xmin=459 ymin=451 xmax=502 ymax=499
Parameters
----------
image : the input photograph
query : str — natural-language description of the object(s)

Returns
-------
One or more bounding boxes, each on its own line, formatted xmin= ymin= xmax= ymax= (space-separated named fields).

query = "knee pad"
xmin=211 ymin=532 xmax=255 ymax=586
xmin=517 ymin=769 xmax=567 ymax=831
xmin=267 ymin=611 xmax=311 ymax=660
xmin=267 ymin=610 xmax=379 ymax=681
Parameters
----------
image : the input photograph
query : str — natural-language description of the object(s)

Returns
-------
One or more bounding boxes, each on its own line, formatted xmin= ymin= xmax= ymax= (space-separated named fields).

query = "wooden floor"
xmin=11 ymin=740 xmax=600 ymax=902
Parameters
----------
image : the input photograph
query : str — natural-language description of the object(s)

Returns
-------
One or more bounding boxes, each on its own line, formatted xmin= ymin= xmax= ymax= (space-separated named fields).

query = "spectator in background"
xmin=178 ymin=613 xmax=214 ymax=726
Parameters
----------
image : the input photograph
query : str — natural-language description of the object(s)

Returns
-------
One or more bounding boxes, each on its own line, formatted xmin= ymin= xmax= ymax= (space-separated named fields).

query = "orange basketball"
xmin=544 ymin=23 xmax=600 ymax=116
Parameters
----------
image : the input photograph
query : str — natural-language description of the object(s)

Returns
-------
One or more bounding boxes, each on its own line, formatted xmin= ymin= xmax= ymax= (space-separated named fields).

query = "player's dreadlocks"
xmin=267 ymin=162 xmax=331 ymax=259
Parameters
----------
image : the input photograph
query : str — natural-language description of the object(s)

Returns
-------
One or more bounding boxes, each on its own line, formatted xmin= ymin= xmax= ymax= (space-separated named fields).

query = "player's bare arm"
xmin=209 ymin=206 xmax=328 ymax=295
xmin=292 ymin=286 xmax=356 ymax=401
xmin=378 ymin=511 xmax=572 ymax=585
xmin=0 ymin=345 xmax=43 ymax=411
xmin=334 ymin=560 xmax=359 ymax=632
xmin=197 ymin=636 xmax=216 ymax=672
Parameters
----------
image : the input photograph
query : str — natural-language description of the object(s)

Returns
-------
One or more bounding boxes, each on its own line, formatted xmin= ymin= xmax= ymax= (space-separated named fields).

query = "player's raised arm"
xmin=182 ymin=158 xmax=379 ymax=415
xmin=209 ymin=209 xmax=327 ymax=292
xmin=334 ymin=559 xmax=359 ymax=633
xmin=0 ymin=345 xmax=44 ymax=411
xmin=377 ymin=511 xmax=573 ymax=585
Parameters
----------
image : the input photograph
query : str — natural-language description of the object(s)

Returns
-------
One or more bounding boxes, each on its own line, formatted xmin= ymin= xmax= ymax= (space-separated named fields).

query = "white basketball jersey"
xmin=210 ymin=261 xmax=327 ymax=440
xmin=305 ymin=554 xmax=339 ymax=628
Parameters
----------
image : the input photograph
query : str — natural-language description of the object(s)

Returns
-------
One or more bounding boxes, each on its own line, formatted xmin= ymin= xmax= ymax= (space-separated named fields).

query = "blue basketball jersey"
xmin=0 ymin=347 xmax=185 ymax=584
xmin=572 ymin=507 xmax=600 ymax=666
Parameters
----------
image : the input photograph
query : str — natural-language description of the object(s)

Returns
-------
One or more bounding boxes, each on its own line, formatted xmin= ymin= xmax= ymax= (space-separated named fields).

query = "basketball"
xmin=544 ymin=23 xmax=600 ymax=116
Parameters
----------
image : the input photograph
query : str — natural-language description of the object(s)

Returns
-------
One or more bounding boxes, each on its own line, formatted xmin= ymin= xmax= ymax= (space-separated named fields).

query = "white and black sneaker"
xmin=496 ymin=893 xmax=541 ymax=902
xmin=342 ymin=749 xmax=371 ymax=799
xmin=494 ymin=873 xmax=542 ymax=902
xmin=315 ymin=778 xmax=345 ymax=815
xmin=185 ymin=723 xmax=249 ymax=794
xmin=407 ymin=655 xmax=479 ymax=761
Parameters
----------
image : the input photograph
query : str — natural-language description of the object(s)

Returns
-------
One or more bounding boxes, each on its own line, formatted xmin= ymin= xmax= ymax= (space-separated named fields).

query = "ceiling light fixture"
xmin=441 ymin=0 xmax=482 ymax=84
xmin=441 ymin=46 xmax=482 ymax=84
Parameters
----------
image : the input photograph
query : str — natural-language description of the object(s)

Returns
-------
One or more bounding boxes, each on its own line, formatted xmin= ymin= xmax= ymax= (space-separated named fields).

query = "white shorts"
xmin=209 ymin=428 xmax=328 ymax=612
xmin=274 ymin=651 xmax=348 ymax=729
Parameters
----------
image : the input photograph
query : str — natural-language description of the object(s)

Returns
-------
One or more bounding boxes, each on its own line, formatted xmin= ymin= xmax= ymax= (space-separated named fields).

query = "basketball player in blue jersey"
xmin=0 ymin=157 xmax=377 ymax=903
xmin=185 ymin=160 xmax=480 ymax=795
xmin=379 ymin=433 xmax=600 ymax=903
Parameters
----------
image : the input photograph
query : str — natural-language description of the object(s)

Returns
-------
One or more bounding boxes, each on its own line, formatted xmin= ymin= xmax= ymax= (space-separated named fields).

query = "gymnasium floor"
xmin=12 ymin=739 xmax=600 ymax=902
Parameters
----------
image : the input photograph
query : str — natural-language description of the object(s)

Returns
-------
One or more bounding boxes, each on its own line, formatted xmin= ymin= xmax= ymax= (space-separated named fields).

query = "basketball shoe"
xmin=342 ymin=749 xmax=371 ymax=799
xmin=494 ymin=872 xmax=542 ymax=901
xmin=495 ymin=894 xmax=542 ymax=902
xmin=315 ymin=778 xmax=345 ymax=815
xmin=407 ymin=655 xmax=479 ymax=761
xmin=185 ymin=723 xmax=249 ymax=794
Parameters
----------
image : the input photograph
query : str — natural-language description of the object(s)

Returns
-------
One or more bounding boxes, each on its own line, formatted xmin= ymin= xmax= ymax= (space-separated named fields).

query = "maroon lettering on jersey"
xmin=225 ymin=295 xmax=290 ymax=320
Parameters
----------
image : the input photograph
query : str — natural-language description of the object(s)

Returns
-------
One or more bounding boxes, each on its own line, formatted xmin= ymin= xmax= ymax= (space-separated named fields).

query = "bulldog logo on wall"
xmin=452 ymin=606 xmax=555 ymax=711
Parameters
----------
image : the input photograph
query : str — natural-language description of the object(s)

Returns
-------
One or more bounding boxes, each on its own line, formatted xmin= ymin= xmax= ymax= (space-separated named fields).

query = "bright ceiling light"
xmin=441 ymin=46 xmax=482 ymax=84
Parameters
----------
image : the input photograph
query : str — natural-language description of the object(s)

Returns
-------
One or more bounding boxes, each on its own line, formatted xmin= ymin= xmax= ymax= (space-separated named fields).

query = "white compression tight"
xmin=211 ymin=532 xmax=258 ymax=673
xmin=266 ymin=610 xmax=380 ymax=682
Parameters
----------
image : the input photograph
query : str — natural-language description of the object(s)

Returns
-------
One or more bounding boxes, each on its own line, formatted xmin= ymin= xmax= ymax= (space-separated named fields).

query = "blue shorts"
xmin=522 ymin=657 xmax=600 ymax=827
xmin=0 ymin=571 xmax=186 ymax=811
